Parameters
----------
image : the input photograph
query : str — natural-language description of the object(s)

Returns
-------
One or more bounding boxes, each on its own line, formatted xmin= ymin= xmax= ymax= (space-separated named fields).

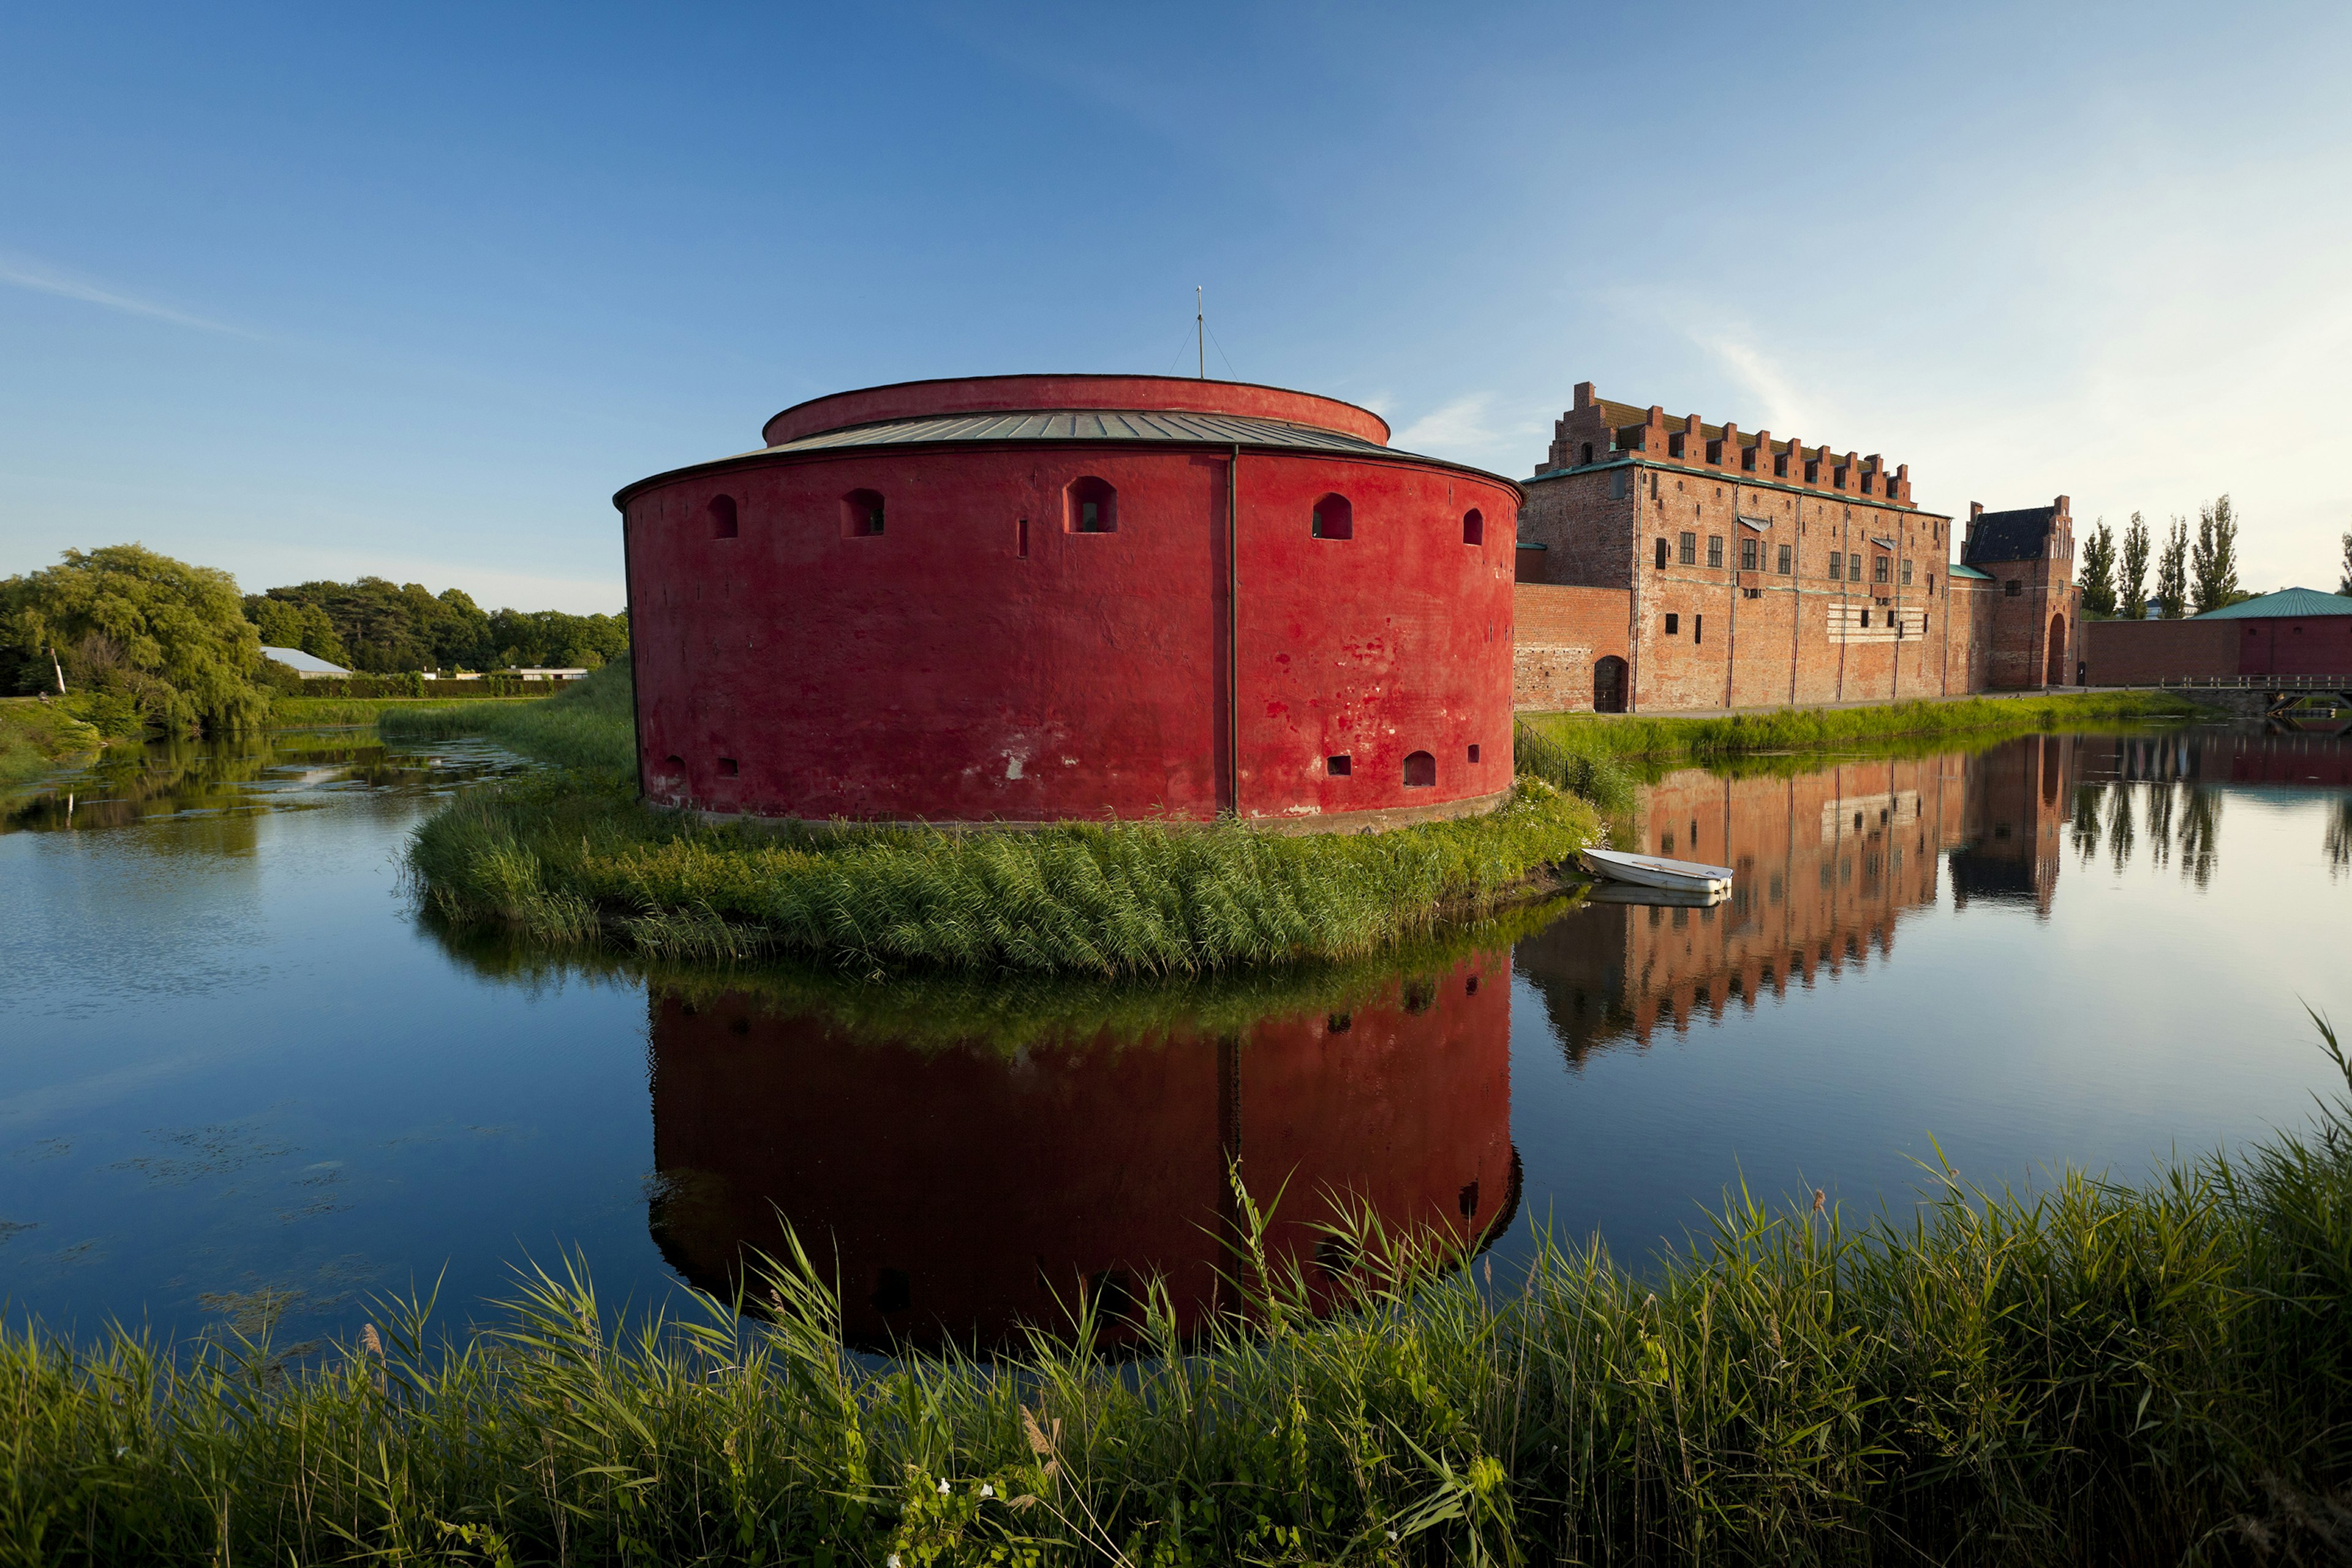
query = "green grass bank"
xmin=267 ymin=693 xmax=548 ymax=729
xmin=8 ymin=1020 xmax=2349 ymax=1566
xmin=1521 ymin=689 xmax=2201 ymax=771
xmin=0 ymin=698 xmax=106 ymax=787
xmin=388 ymin=668 xmax=1602 ymax=977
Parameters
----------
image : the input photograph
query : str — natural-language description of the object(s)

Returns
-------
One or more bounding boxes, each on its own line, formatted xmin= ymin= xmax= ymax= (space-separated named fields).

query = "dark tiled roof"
xmin=764 ymin=409 xmax=1399 ymax=459
xmin=1962 ymin=507 xmax=2057 ymax=567
xmin=2192 ymin=587 xmax=2352 ymax=620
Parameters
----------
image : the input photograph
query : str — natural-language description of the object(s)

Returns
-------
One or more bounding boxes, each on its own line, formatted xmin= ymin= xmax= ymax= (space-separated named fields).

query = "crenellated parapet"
xmin=1538 ymin=381 xmax=1915 ymax=507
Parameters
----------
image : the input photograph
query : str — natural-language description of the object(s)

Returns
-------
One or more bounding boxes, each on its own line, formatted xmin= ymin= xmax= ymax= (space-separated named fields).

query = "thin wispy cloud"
xmin=1690 ymin=333 xmax=1831 ymax=438
xmin=0 ymin=254 xmax=247 ymax=336
xmin=1395 ymin=394 xmax=1498 ymax=454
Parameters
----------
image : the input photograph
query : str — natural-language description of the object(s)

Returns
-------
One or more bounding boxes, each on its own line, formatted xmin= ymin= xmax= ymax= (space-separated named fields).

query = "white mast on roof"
xmin=1197 ymin=285 xmax=1205 ymax=380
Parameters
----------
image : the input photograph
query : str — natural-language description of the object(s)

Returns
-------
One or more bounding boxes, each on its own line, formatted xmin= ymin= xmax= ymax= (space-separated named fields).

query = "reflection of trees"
xmin=2070 ymin=784 xmax=2104 ymax=865
xmin=2328 ymin=799 xmax=2352 ymax=880
xmin=4 ymin=731 xmax=519 ymax=842
xmin=2144 ymin=783 xmax=2176 ymax=870
xmin=2106 ymin=784 xmax=2136 ymax=876
xmin=2176 ymin=787 xmax=2222 ymax=889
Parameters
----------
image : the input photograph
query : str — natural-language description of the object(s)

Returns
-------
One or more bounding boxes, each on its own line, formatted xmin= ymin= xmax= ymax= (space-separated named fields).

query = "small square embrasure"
xmin=1326 ymin=755 xmax=1352 ymax=777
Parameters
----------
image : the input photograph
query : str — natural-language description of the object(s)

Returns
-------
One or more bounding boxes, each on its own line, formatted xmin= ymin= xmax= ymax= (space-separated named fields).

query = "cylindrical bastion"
xmin=614 ymin=374 xmax=1523 ymax=829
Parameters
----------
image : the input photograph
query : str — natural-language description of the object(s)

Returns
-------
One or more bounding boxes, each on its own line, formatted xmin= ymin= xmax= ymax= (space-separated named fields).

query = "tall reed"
xmin=7 ymin=1017 xmax=2350 ymax=1564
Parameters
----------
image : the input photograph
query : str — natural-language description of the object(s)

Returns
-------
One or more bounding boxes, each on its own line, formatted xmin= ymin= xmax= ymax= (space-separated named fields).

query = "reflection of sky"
xmin=0 ymin=737 xmax=657 ymax=1343
xmin=3 ymin=725 xmax=2348 ymax=1344
xmin=1501 ymin=733 xmax=2352 ymax=1276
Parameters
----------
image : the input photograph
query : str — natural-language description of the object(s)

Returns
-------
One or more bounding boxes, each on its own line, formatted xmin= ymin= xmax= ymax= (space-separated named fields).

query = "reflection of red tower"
xmin=647 ymin=957 xmax=1515 ymax=1351
xmin=1951 ymin=734 xmax=2071 ymax=916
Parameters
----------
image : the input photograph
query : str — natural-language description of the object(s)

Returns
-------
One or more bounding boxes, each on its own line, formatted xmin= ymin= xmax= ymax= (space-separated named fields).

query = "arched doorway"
xmin=1593 ymin=656 xmax=1627 ymax=713
xmin=2046 ymin=614 xmax=2066 ymax=686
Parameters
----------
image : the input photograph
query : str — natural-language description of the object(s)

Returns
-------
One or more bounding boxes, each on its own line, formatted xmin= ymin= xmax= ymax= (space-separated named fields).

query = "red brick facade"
xmin=1510 ymin=382 xmax=2076 ymax=711
xmin=2081 ymin=618 xmax=2241 ymax=685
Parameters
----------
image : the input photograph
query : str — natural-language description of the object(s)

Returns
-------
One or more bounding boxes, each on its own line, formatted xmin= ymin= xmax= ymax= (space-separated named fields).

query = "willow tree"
xmin=2 ymin=544 xmax=270 ymax=732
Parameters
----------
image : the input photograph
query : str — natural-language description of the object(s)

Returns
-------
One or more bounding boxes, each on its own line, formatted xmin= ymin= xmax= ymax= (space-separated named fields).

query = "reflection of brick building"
xmin=1510 ymin=384 xmax=2078 ymax=710
xmin=647 ymin=959 xmax=1515 ymax=1351
xmin=1515 ymin=737 xmax=2075 ymax=1058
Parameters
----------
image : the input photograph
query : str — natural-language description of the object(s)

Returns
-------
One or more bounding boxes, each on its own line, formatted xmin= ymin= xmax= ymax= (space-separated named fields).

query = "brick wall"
xmin=1511 ymin=584 xmax=1630 ymax=710
xmin=2082 ymin=617 xmax=2241 ymax=684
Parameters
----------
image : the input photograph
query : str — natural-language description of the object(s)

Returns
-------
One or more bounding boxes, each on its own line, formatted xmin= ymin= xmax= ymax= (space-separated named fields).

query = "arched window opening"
xmin=1402 ymin=750 xmax=1436 ymax=788
xmin=1593 ymin=655 xmax=1627 ymax=712
xmin=1580 ymin=442 xmax=1594 ymax=466
xmin=1311 ymin=494 xmax=1353 ymax=540
xmin=1461 ymin=508 xmax=1484 ymax=546
xmin=1066 ymin=475 xmax=1117 ymax=533
xmin=708 ymin=495 xmax=739 ymax=540
xmin=841 ymin=489 xmax=884 ymax=538
xmin=2046 ymin=614 xmax=2067 ymax=685
xmin=662 ymin=753 xmax=685 ymax=776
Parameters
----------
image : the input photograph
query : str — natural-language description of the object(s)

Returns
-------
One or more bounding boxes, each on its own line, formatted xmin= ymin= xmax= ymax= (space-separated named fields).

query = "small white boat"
xmin=1578 ymin=846 xmax=1735 ymax=897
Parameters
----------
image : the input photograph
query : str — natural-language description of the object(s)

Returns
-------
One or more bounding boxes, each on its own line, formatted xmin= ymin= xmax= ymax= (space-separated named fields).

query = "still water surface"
xmin=3 ymin=723 xmax=2348 ymax=1349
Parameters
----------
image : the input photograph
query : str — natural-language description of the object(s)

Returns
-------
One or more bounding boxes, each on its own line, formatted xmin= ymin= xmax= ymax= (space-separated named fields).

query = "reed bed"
xmin=377 ymin=674 xmax=633 ymax=772
xmin=7 ymin=1016 xmax=2350 ymax=1566
xmin=405 ymin=768 xmax=1597 ymax=978
xmin=1521 ymin=690 xmax=2201 ymax=767
xmin=271 ymin=694 xmax=547 ymax=729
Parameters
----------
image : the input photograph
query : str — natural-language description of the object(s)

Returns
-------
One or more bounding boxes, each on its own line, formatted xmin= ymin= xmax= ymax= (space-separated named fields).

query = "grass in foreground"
xmin=1522 ymin=689 xmax=2202 ymax=766
xmin=8 ymin=1020 xmax=2350 ymax=1565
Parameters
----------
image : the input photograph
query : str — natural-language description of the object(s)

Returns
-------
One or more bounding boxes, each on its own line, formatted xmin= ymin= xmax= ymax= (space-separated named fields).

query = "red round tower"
xmin=616 ymin=374 xmax=1522 ymax=828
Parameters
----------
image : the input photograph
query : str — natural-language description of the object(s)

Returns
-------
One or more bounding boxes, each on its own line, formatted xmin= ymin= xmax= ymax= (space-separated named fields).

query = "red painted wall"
xmin=647 ymin=954 xmax=1513 ymax=1351
xmin=2235 ymin=616 xmax=2352 ymax=677
xmin=622 ymin=379 xmax=1520 ymax=826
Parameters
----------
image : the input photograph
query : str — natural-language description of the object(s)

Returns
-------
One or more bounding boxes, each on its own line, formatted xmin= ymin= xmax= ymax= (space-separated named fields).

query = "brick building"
xmin=1510 ymin=383 xmax=2078 ymax=711
xmin=2082 ymin=587 xmax=2352 ymax=685
xmin=1513 ymin=735 xmax=2079 ymax=1056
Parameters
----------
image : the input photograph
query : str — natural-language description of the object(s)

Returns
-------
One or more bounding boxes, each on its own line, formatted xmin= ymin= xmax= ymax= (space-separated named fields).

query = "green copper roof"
xmin=1947 ymin=562 xmax=1992 ymax=581
xmin=2192 ymin=587 xmax=2352 ymax=620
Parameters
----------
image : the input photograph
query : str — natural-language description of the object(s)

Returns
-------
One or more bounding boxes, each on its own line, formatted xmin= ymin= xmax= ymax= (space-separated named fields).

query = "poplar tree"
xmin=2079 ymin=519 xmax=2117 ymax=617
xmin=2190 ymin=495 xmax=2241 ymax=614
xmin=2340 ymin=529 xmax=2351 ymax=597
xmin=2155 ymin=516 xmax=2190 ymax=619
xmin=2119 ymin=512 xmax=2151 ymax=616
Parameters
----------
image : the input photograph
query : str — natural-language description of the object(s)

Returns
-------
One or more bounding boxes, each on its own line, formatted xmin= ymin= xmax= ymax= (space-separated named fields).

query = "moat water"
xmin=4 ymin=722 xmax=2349 ymax=1349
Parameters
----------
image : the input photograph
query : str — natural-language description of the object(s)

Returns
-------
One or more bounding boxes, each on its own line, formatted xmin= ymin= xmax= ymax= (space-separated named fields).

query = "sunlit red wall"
xmin=618 ymin=376 xmax=1521 ymax=827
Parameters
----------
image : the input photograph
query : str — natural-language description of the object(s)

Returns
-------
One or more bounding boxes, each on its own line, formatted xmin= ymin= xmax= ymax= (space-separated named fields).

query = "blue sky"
xmin=4 ymin=2 xmax=2348 ymax=612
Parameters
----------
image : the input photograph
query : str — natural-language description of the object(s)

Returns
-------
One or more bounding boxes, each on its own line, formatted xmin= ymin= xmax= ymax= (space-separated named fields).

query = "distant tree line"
xmin=5 ymin=545 xmax=628 ymax=736
xmin=244 ymin=577 xmax=627 ymax=674
xmin=2076 ymin=497 xmax=2249 ymax=620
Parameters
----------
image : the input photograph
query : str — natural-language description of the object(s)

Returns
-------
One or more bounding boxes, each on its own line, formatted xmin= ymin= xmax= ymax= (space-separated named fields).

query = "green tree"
xmin=246 ymin=596 xmax=348 ymax=664
xmin=2339 ymin=529 xmax=2350 ymax=597
xmin=2119 ymin=511 xmax=2151 ymax=617
xmin=2 ymin=544 xmax=269 ymax=731
xmin=2190 ymin=495 xmax=2242 ymax=614
xmin=2079 ymin=518 xmax=2117 ymax=617
xmin=2155 ymin=516 xmax=2190 ymax=619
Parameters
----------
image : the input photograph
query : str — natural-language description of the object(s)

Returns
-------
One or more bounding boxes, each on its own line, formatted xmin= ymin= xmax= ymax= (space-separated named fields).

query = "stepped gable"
xmin=1535 ymin=381 xmax=1915 ymax=507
